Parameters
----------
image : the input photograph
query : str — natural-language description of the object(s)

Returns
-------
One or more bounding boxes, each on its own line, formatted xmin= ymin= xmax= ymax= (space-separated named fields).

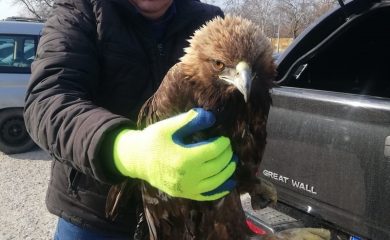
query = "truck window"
xmin=0 ymin=35 xmax=37 ymax=73
xmin=285 ymin=12 xmax=390 ymax=99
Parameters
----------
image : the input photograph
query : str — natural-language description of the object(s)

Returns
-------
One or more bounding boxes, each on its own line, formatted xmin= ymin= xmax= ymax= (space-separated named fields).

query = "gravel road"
xmin=0 ymin=148 xmax=56 ymax=240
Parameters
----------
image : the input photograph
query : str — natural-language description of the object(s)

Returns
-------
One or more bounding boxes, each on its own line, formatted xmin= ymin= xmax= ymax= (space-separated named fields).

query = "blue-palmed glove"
xmin=113 ymin=108 xmax=237 ymax=201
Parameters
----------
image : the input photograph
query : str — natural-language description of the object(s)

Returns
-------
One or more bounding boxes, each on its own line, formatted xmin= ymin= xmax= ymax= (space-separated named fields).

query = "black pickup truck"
xmin=242 ymin=0 xmax=390 ymax=239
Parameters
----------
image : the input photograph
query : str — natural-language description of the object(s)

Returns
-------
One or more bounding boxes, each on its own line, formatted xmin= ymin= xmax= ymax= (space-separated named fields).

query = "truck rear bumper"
xmin=241 ymin=194 xmax=365 ymax=240
xmin=241 ymin=193 xmax=303 ymax=234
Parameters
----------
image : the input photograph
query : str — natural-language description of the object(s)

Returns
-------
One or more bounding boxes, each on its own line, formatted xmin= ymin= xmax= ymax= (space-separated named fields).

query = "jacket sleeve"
xmin=24 ymin=0 xmax=128 ymax=184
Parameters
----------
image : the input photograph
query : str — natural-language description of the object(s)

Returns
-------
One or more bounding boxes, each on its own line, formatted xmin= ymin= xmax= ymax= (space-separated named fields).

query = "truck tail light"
xmin=246 ymin=219 xmax=267 ymax=235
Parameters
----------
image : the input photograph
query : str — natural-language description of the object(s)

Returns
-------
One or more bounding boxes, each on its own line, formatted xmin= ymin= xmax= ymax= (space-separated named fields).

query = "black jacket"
xmin=24 ymin=0 xmax=223 ymax=235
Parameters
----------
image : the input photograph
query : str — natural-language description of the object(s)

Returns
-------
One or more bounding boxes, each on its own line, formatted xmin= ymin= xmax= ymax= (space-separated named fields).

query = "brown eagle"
xmin=107 ymin=15 xmax=277 ymax=239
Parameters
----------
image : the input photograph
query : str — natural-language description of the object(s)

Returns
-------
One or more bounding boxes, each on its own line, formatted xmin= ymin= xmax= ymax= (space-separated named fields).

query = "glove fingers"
xmin=161 ymin=108 xmax=232 ymax=164
xmin=186 ymin=136 xmax=232 ymax=165
xmin=170 ymin=108 xmax=215 ymax=141
xmin=201 ymin=178 xmax=236 ymax=196
xmin=197 ymin=159 xmax=236 ymax=193
xmin=191 ymin=178 xmax=235 ymax=201
xmin=191 ymin=190 xmax=230 ymax=201
xmin=198 ymin=150 xmax=235 ymax=179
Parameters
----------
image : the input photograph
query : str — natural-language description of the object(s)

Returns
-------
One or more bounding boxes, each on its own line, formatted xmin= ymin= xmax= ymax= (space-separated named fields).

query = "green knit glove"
xmin=113 ymin=108 xmax=237 ymax=201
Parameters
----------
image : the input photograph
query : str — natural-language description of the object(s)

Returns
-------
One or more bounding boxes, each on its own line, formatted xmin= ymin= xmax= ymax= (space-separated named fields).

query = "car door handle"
xmin=385 ymin=136 xmax=390 ymax=158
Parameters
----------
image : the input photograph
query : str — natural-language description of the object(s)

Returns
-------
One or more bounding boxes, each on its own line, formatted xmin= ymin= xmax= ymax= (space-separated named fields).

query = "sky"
xmin=0 ymin=0 xmax=22 ymax=20
xmin=203 ymin=0 xmax=226 ymax=9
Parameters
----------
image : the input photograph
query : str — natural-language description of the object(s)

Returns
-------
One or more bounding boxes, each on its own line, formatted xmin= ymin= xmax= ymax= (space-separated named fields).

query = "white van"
xmin=0 ymin=18 xmax=43 ymax=154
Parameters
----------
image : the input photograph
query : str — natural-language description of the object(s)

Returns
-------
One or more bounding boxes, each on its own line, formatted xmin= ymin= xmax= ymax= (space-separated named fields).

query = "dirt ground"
xmin=0 ymin=148 xmax=56 ymax=240
xmin=0 ymin=148 xmax=260 ymax=240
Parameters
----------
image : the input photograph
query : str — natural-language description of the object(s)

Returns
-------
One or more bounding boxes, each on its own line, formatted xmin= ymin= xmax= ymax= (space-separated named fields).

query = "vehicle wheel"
xmin=0 ymin=108 xmax=35 ymax=154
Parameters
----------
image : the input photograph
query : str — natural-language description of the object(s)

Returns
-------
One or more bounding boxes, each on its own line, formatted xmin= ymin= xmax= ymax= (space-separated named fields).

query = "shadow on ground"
xmin=4 ymin=146 xmax=51 ymax=161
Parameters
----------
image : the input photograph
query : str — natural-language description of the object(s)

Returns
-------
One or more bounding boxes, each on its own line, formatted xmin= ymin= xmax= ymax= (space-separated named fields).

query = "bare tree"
xmin=12 ymin=0 xmax=54 ymax=19
xmin=312 ymin=0 xmax=337 ymax=19
xmin=276 ymin=0 xmax=312 ymax=38
xmin=221 ymin=0 xmax=277 ymax=37
xmin=205 ymin=0 xmax=337 ymax=38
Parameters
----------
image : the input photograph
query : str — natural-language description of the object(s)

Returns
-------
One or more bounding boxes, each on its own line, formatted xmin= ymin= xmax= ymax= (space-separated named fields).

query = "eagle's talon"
xmin=250 ymin=179 xmax=277 ymax=210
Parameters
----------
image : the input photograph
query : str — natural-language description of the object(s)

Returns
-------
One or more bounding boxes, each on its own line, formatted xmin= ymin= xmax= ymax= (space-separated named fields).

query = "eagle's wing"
xmin=137 ymin=63 xmax=193 ymax=128
xmin=105 ymin=180 xmax=133 ymax=220
xmin=137 ymin=63 xmax=188 ymax=240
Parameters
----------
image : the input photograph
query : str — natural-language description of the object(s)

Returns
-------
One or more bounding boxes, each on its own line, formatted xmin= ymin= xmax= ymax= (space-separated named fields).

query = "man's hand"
xmin=113 ymin=108 xmax=237 ymax=201
xmin=266 ymin=228 xmax=331 ymax=240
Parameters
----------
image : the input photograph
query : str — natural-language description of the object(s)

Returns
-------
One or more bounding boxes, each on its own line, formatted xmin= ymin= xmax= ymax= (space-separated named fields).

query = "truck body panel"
xmin=261 ymin=88 xmax=390 ymax=238
xmin=246 ymin=0 xmax=390 ymax=239
xmin=0 ymin=73 xmax=30 ymax=109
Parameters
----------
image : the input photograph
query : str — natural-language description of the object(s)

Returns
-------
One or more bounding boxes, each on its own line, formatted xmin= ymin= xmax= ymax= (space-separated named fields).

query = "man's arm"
xmin=24 ymin=0 xmax=130 ymax=184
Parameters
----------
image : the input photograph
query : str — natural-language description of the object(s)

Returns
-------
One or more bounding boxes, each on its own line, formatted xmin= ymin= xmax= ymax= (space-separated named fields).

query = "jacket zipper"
xmin=152 ymin=42 xmax=166 ymax=90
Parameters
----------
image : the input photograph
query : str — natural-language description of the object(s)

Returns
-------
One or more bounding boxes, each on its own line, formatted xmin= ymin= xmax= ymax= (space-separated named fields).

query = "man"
xmin=25 ymin=0 xmax=235 ymax=239
xmin=25 ymin=0 xmax=331 ymax=239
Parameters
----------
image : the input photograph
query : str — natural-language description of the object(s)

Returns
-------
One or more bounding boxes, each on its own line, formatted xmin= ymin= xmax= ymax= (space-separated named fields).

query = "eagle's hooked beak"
xmin=219 ymin=61 xmax=253 ymax=102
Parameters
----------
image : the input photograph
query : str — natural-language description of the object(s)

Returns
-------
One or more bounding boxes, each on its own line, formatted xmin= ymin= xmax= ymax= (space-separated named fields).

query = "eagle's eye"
xmin=211 ymin=60 xmax=225 ymax=71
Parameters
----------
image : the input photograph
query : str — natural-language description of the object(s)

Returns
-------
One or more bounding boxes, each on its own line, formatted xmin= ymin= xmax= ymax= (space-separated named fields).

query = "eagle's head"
xmin=180 ymin=15 xmax=275 ymax=103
